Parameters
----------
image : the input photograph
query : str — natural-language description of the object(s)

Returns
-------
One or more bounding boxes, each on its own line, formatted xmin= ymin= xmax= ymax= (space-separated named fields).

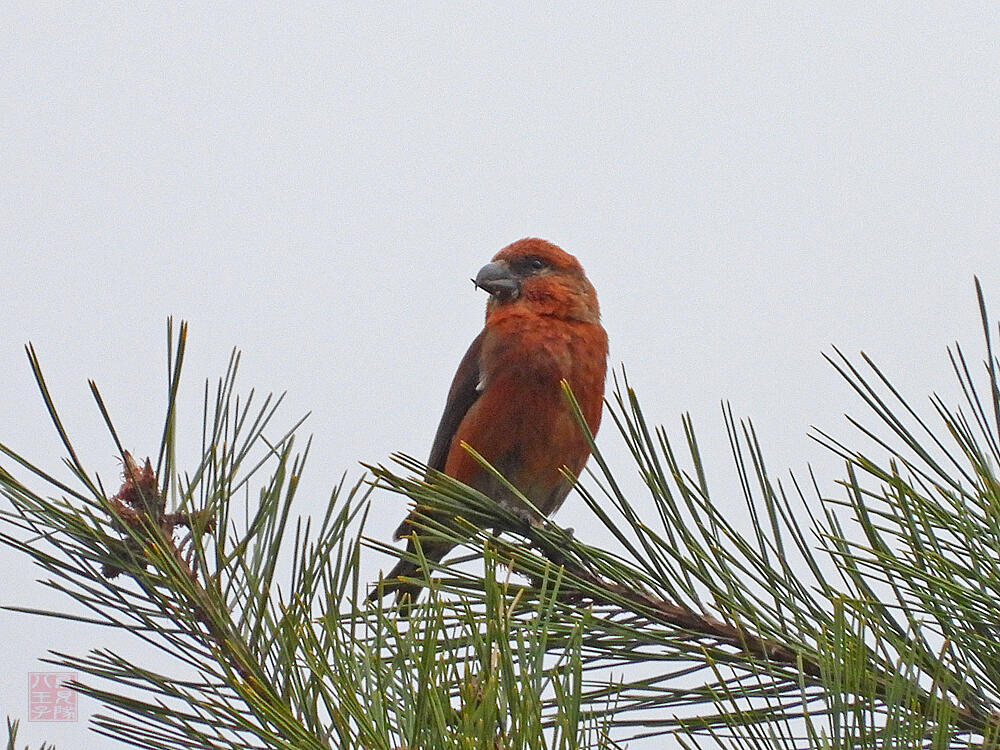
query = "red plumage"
xmin=374 ymin=238 xmax=608 ymax=604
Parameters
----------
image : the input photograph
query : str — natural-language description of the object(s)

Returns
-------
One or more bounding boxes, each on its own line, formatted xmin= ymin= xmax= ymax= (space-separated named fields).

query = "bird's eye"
xmin=511 ymin=256 xmax=547 ymax=276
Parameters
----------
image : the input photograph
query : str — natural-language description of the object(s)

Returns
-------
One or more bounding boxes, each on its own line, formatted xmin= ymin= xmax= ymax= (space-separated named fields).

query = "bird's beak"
xmin=473 ymin=261 xmax=520 ymax=301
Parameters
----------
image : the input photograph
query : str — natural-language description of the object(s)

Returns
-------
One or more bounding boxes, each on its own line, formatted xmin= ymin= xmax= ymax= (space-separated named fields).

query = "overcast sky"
xmin=3 ymin=3 xmax=1000 ymax=747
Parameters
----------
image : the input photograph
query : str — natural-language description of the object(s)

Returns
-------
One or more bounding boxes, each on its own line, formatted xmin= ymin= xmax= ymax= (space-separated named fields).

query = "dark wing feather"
xmin=392 ymin=330 xmax=484 ymax=541
xmin=427 ymin=329 xmax=484 ymax=471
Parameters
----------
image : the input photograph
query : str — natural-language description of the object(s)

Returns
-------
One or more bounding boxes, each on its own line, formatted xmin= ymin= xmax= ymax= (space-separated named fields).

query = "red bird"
xmin=375 ymin=238 xmax=608 ymax=604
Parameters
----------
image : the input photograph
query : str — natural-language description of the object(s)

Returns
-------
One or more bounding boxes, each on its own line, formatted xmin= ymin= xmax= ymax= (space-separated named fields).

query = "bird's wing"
xmin=426 ymin=329 xmax=484 ymax=472
xmin=393 ymin=330 xmax=484 ymax=541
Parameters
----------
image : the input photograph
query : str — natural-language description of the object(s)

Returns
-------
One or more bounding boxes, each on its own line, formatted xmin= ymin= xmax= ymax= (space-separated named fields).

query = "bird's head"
xmin=474 ymin=238 xmax=600 ymax=323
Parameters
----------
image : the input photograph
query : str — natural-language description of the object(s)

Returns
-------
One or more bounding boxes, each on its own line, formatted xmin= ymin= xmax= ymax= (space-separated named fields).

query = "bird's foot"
xmin=519 ymin=509 xmax=545 ymax=529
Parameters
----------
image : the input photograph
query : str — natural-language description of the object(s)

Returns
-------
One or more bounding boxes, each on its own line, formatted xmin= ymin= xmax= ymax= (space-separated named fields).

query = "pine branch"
xmin=4 ymin=283 xmax=1000 ymax=748
xmin=370 ymin=282 xmax=1000 ymax=746
xmin=0 ymin=321 xmax=617 ymax=749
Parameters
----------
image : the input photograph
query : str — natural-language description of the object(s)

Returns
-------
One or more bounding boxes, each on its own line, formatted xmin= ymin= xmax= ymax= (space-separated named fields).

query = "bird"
xmin=372 ymin=238 xmax=608 ymax=605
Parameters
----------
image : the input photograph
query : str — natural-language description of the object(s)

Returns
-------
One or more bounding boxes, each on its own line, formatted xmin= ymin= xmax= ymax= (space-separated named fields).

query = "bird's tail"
xmin=367 ymin=535 xmax=456 ymax=611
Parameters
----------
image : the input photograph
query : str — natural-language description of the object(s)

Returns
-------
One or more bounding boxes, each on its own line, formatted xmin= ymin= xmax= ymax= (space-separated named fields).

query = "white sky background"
xmin=3 ymin=3 xmax=1000 ymax=747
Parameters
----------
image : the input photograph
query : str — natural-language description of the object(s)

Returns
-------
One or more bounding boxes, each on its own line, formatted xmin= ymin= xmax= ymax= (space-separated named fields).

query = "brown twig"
xmin=519 ymin=530 xmax=1000 ymax=741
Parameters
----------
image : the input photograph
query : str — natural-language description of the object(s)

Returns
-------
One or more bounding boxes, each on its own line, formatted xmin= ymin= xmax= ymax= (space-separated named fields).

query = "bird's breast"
xmin=480 ymin=314 xmax=607 ymax=428
xmin=442 ymin=312 xmax=608 ymax=515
